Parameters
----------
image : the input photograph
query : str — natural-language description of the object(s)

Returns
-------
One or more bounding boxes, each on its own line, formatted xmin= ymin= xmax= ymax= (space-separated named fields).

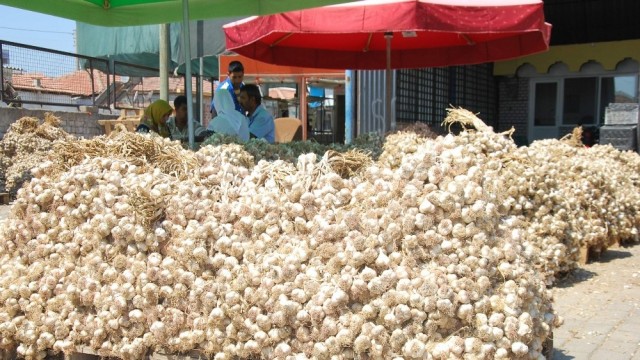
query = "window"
xmin=528 ymin=58 xmax=639 ymax=143
xmin=534 ymin=82 xmax=557 ymax=126
xmin=562 ymin=77 xmax=597 ymax=125
xmin=536 ymin=75 xmax=638 ymax=127
xmin=599 ymin=75 xmax=638 ymax=123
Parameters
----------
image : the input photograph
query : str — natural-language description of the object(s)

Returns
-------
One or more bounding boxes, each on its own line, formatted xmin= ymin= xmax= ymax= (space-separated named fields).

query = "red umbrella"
xmin=224 ymin=0 xmax=551 ymax=130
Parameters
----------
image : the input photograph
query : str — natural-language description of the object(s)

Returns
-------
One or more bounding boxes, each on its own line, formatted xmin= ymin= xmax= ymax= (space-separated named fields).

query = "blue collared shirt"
xmin=210 ymin=78 xmax=244 ymax=114
xmin=248 ymin=105 xmax=275 ymax=144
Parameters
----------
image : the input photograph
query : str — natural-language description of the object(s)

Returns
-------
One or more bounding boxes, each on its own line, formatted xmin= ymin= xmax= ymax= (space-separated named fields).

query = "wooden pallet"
xmin=98 ymin=119 xmax=141 ymax=136
xmin=98 ymin=108 xmax=144 ymax=136
xmin=618 ymin=234 xmax=640 ymax=246
xmin=578 ymin=243 xmax=607 ymax=264
xmin=119 ymin=108 xmax=144 ymax=118
xmin=1 ymin=348 xmax=17 ymax=359
xmin=542 ymin=330 xmax=554 ymax=359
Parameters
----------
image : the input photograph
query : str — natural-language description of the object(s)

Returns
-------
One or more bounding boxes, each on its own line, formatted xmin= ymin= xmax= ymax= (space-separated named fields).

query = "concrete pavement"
xmin=552 ymin=243 xmax=640 ymax=359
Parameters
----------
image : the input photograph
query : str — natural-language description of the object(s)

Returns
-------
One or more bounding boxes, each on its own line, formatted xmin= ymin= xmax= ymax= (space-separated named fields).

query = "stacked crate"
xmin=599 ymin=103 xmax=639 ymax=151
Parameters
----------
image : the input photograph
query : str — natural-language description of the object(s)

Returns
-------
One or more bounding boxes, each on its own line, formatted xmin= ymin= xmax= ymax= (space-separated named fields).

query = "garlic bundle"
xmin=495 ymin=139 xmax=639 ymax=281
xmin=200 ymin=131 xmax=384 ymax=165
xmin=0 ymin=114 xmax=75 ymax=197
xmin=438 ymin=109 xmax=640 ymax=283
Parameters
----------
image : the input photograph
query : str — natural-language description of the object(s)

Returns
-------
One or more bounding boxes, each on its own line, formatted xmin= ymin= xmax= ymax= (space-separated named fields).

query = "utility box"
xmin=599 ymin=125 xmax=638 ymax=151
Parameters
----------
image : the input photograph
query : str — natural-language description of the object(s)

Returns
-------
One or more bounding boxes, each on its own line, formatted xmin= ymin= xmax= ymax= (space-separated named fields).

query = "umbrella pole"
xmin=182 ymin=0 xmax=195 ymax=150
xmin=160 ymin=24 xmax=170 ymax=101
xmin=345 ymin=69 xmax=355 ymax=144
xmin=197 ymin=21 xmax=204 ymax=126
xmin=384 ymin=32 xmax=393 ymax=133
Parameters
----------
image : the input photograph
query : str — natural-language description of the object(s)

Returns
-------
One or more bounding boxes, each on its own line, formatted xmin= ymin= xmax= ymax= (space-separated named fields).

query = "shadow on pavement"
xmin=554 ymin=267 xmax=597 ymax=288
xmin=595 ymin=248 xmax=632 ymax=263
xmin=554 ymin=243 xmax=637 ymax=287
xmin=552 ymin=349 xmax=575 ymax=360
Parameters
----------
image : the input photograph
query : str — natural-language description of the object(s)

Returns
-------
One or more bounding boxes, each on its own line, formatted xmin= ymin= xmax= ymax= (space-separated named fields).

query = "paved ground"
xmin=0 ymin=204 xmax=10 ymax=221
xmin=552 ymin=242 xmax=640 ymax=359
xmin=0 ymin=204 xmax=639 ymax=359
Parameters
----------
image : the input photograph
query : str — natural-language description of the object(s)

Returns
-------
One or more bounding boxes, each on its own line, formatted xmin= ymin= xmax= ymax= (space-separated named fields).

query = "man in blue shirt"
xmin=238 ymin=84 xmax=275 ymax=143
xmin=210 ymin=60 xmax=244 ymax=116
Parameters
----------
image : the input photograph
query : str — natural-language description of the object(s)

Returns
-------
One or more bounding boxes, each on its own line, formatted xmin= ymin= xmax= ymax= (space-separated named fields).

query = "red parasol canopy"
xmin=223 ymin=0 xmax=552 ymax=70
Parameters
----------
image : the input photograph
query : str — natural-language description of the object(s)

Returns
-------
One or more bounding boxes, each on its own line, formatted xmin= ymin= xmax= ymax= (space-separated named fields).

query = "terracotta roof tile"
xmin=9 ymin=70 xmax=214 ymax=97
xmin=11 ymin=70 xmax=106 ymax=96
xmin=131 ymin=77 xmax=214 ymax=96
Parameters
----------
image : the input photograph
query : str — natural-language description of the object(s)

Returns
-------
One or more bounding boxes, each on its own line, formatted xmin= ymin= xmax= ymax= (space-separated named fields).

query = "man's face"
xmin=229 ymin=71 xmax=244 ymax=89
xmin=238 ymin=91 xmax=252 ymax=112
xmin=175 ymin=104 xmax=188 ymax=123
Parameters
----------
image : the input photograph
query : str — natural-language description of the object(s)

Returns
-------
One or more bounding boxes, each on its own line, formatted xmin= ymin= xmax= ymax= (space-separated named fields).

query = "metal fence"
xmin=396 ymin=63 xmax=497 ymax=129
xmin=0 ymin=40 xmax=197 ymax=112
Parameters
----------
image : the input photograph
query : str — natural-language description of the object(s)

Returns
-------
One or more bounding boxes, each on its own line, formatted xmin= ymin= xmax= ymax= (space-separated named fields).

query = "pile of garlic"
xmin=497 ymin=140 xmax=640 ymax=279
xmin=0 ymin=128 xmax=559 ymax=359
xmin=440 ymin=110 xmax=640 ymax=282
xmin=0 ymin=114 xmax=75 ymax=196
xmin=377 ymin=131 xmax=431 ymax=169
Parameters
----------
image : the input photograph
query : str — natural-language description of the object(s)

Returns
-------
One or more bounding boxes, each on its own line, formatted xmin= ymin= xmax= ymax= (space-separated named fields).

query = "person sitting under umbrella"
xmin=136 ymin=99 xmax=173 ymax=138
xmin=239 ymin=84 xmax=275 ymax=143
xmin=166 ymin=95 xmax=209 ymax=143
xmin=207 ymin=88 xmax=249 ymax=142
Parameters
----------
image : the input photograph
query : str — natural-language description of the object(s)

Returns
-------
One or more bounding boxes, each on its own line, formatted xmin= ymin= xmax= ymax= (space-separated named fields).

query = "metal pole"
xmin=109 ymin=59 xmax=115 ymax=109
xmin=300 ymin=76 xmax=308 ymax=140
xmin=345 ymin=70 xmax=355 ymax=144
xmin=89 ymin=59 xmax=96 ymax=107
xmin=197 ymin=20 xmax=204 ymax=125
xmin=159 ymin=24 xmax=170 ymax=101
xmin=198 ymin=58 xmax=204 ymax=125
xmin=1 ymin=44 xmax=5 ymax=103
xmin=384 ymin=32 xmax=393 ymax=133
xmin=182 ymin=0 xmax=195 ymax=149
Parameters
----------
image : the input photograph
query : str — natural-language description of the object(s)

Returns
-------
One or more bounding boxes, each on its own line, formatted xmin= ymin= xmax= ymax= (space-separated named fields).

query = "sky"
xmin=0 ymin=5 xmax=76 ymax=53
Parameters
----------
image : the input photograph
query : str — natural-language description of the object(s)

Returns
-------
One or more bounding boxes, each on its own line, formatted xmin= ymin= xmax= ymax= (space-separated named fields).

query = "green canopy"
xmin=76 ymin=22 xmax=179 ymax=76
xmin=76 ymin=17 xmax=241 ymax=77
xmin=172 ymin=19 xmax=242 ymax=77
xmin=0 ymin=0 xmax=355 ymax=27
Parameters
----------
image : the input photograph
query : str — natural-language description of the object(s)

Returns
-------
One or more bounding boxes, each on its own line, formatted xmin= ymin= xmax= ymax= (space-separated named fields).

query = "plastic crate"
xmin=604 ymin=103 xmax=639 ymax=125
xmin=599 ymin=125 xmax=638 ymax=151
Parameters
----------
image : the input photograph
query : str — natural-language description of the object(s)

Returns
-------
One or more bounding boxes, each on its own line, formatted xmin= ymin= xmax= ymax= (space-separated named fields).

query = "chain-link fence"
xmin=1 ymin=40 xmax=109 ymax=110
xmin=0 ymin=40 xmax=204 ymax=112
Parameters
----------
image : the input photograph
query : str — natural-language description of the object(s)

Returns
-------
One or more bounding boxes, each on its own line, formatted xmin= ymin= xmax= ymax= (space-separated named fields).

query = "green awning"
xmin=76 ymin=20 xmax=235 ymax=78
xmin=0 ymin=0 xmax=356 ymax=27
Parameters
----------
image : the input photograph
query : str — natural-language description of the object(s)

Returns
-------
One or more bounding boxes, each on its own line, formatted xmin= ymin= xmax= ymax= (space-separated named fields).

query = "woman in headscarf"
xmin=207 ymin=89 xmax=249 ymax=142
xmin=136 ymin=99 xmax=173 ymax=138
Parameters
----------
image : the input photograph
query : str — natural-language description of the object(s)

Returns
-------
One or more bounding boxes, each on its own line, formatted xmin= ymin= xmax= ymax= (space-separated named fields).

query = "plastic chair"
xmin=274 ymin=117 xmax=303 ymax=143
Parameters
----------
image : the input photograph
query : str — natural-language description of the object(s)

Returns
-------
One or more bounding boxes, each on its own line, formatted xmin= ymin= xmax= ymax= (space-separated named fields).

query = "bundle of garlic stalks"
xmin=0 ymin=127 xmax=559 ymax=359
xmin=442 ymin=108 xmax=640 ymax=282
xmin=0 ymin=114 xmax=75 ymax=197
xmin=202 ymin=130 xmax=386 ymax=163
